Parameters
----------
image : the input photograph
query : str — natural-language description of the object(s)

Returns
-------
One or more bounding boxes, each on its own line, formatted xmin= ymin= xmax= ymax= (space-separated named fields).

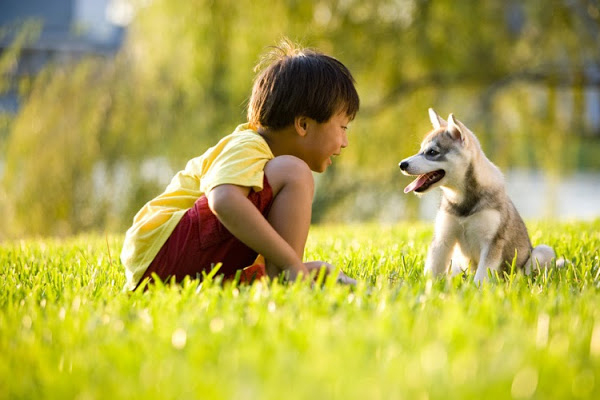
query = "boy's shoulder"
xmin=201 ymin=124 xmax=264 ymax=152
xmin=187 ymin=124 xmax=272 ymax=169
xmin=230 ymin=123 xmax=261 ymax=139
xmin=223 ymin=123 xmax=270 ymax=149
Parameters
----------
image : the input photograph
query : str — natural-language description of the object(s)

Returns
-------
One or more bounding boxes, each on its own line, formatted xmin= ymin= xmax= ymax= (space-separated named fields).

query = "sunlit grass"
xmin=1 ymin=220 xmax=599 ymax=399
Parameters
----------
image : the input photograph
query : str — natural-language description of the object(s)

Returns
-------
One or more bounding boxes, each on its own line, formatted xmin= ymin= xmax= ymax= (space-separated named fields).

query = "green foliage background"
xmin=1 ymin=0 xmax=599 ymax=237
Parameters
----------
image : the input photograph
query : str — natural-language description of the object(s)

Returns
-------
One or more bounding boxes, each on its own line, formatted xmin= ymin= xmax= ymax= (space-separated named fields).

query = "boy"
xmin=121 ymin=39 xmax=360 ymax=290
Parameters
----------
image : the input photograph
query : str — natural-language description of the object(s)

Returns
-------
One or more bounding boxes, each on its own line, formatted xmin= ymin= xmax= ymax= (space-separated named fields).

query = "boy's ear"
xmin=294 ymin=116 xmax=309 ymax=137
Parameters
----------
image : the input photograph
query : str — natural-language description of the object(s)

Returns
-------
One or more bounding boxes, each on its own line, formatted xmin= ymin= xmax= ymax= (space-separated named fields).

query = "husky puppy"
xmin=399 ymin=108 xmax=556 ymax=283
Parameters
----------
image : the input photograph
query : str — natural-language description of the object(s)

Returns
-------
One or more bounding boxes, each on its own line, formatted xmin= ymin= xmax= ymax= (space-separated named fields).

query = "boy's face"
xmin=302 ymin=112 xmax=351 ymax=172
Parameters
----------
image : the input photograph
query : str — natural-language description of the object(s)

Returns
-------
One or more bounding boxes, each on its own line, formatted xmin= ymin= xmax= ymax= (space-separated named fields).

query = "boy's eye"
xmin=426 ymin=149 xmax=439 ymax=156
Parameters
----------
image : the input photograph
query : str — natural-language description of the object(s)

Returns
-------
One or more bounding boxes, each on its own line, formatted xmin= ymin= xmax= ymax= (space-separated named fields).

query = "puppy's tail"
xmin=524 ymin=245 xmax=566 ymax=274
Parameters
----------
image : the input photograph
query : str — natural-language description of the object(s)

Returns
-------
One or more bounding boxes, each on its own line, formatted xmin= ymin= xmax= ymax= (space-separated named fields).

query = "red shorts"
xmin=136 ymin=176 xmax=273 ymax=289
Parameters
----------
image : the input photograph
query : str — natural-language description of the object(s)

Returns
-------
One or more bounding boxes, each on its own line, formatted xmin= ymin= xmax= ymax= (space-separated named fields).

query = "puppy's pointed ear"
xmin=428 ymin=108 xmax=447 ymax=129
xmin=447 ymin=114 xmax=467 ymax=144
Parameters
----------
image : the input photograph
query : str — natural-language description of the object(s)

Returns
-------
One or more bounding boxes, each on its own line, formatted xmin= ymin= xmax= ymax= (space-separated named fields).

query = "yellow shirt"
xmin=120 ymin=123 xmax=274 ymax=290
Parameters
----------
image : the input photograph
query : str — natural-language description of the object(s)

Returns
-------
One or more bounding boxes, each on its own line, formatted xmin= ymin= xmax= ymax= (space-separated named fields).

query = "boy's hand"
xmin=304 ymin=261 xmax=356 ymax=285
xmin=336 ymin=270 xmax=357 ymax=285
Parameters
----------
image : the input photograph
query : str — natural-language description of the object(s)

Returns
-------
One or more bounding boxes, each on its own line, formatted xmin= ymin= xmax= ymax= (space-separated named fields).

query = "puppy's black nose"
xmin=399 ymin=161 xmax=408 ymax=171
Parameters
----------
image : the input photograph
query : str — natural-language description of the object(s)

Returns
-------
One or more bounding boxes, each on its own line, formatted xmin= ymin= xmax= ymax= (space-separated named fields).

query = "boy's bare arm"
xmin=207 ymin=184 xmax=309 ymax=279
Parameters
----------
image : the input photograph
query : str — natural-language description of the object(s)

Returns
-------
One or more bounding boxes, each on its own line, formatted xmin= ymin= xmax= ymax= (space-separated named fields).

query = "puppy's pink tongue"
xmin=404 ymin=175 xmax=428 ymax=193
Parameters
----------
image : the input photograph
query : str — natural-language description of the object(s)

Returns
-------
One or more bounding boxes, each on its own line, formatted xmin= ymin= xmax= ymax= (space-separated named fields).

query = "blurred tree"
xmin=0 ymin=20 xmax=41 ymax=239
xmin=1 ymin=0 xmax=599 ymax=236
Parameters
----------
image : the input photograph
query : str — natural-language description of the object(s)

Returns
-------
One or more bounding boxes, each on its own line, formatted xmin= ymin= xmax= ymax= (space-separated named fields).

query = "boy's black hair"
xmin=247 ymin=39 xmax=359 ymax=131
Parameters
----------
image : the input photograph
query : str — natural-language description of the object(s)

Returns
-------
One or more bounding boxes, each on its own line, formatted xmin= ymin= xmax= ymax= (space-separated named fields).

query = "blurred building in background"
xmin=0 ymin=0 xmax=129 ymax=113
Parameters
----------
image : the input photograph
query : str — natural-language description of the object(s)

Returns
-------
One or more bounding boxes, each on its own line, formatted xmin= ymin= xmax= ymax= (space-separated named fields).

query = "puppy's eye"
xmin=426 ymin=149 xmax=439 ymax=156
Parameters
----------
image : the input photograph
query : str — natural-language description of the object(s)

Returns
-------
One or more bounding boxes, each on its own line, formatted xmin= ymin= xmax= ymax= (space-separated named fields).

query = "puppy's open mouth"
xmin=404 ymin=170 xmax=445 ymax=193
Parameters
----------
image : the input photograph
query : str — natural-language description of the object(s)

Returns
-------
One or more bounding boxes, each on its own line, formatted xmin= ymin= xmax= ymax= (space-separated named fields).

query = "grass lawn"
xmin=1 ymin=220 xmax=599 ymax=399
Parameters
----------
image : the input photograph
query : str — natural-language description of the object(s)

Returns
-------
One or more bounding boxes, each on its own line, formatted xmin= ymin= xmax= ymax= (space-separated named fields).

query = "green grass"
xmin=1 ymin=220 xmax=599 ymax=399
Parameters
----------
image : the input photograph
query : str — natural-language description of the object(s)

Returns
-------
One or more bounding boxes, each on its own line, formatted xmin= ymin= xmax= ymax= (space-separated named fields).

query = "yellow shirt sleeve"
xmin=200 ymin=131 xmax=273 ymax=194
xmin=120 ymin=124 xmax=274 ymax=290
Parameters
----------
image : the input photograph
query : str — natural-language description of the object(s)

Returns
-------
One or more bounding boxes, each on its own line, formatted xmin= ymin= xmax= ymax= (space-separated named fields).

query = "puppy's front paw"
xmin=424 ymin=262 xmax=446 ymax=278
xmin=473 ymin=268 xmax=488 ymax=285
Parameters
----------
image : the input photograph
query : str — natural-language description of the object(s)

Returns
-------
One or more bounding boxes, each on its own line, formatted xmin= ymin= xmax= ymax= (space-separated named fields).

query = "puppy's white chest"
xmin=454 ymin=210 xmax=502 ymax=260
